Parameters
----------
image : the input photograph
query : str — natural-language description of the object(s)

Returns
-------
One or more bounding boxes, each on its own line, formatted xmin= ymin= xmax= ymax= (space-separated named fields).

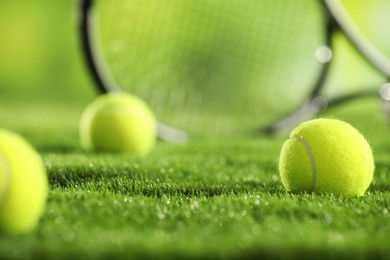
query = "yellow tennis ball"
xmin=279 ymin=118 xmax=374 ymax=196
xmin=0 ymin=129 xmax=48 ymax=234
xmin=80 ymin=92 xmax=156 ymax=156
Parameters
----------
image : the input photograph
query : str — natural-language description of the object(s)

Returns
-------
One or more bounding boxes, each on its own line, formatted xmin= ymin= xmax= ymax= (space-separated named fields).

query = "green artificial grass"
xmin=1 ymin=97 xmax=390 ymax=259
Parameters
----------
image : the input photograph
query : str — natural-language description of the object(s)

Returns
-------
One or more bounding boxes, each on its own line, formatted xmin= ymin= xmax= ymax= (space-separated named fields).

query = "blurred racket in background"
xmin=79 ymin=0 xmax=390 ymax=141
xmin=266 ymin=0 xmax=390 ymax=134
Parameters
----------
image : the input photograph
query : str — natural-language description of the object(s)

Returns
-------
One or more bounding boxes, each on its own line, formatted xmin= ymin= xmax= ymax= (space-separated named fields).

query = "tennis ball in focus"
xmin=80 ymin=92 xmax=156 ymax=156
xmin=0 ymin=129 xmax=48 ymax=234
xmin=279 ymin=118 xmax=374 ymax=196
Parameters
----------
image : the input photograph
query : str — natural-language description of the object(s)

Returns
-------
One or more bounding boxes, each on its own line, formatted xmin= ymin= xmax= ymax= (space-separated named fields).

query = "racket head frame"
xmin=78 ymin=0 xmax=187 ymax=143
xmin=79 ymin=0 xmax=388 ymax=137
xmin=261 ymin=0 xmax=389 ymax=134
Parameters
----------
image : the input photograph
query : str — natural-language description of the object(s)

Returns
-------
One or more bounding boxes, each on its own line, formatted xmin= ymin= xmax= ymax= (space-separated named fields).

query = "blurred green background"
xmin=0 ymin=0 xmax=389 ymax=140
xmin=0 ymin=0 xmax=389 ymax=115
xmin=0 ymin=0 xmax=93 ymax=102
xmin=0 ymin=0 xmax=96 ymax=147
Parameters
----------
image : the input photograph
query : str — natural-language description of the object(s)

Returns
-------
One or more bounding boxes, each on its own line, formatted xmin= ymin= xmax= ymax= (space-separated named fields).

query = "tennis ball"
xmin=279 ymin=118 xmax=374 ymax=196
xmin=0 ymin=129 xmax=48 ymax=234
xmin=80 ymin=92 xmax=156 ymax=156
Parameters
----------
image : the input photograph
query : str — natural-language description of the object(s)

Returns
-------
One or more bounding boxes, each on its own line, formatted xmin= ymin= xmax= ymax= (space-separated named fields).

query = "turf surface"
xmin=1 ymin=96 xmax=390 ymax=259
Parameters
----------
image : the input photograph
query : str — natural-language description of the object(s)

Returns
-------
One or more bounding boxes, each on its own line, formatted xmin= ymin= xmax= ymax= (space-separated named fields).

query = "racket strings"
xmin=319 ymin=0 xmax=390 ymax=101
xmin=95 ymin=0 xmax=326 ymax=137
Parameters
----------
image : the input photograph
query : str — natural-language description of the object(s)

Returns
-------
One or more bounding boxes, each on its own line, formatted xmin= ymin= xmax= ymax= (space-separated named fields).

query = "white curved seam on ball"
xmin=291 ymin=135 xmax=316 ymax=193
xmin=0 ymin=153 xmax=10 ymax=207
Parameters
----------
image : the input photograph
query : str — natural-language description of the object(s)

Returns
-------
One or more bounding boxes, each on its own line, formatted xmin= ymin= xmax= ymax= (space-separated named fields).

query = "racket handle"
xmin=259 ymin=97 xmax=328 ymax=135
xmin=260 ymin=88 xmax=380 ymax=135
xmin=157 ymin=122 xmax=188 ymax=144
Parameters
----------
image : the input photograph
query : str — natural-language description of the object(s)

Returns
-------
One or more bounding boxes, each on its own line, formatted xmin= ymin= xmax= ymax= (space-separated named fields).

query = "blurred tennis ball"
xmin=0 ymin=129 xmax=48 ymax=234
xmin=80 ymin=92 xmax=156 ymax=156
xmin=279 ymin=118 xmax=374 ymax=196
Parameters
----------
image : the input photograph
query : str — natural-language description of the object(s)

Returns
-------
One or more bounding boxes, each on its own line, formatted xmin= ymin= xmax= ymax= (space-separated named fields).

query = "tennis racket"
xmin=78 ymin=0 xmax=390 ymax=140
xmin=265 ymin=0 xmax=390 ymax=134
